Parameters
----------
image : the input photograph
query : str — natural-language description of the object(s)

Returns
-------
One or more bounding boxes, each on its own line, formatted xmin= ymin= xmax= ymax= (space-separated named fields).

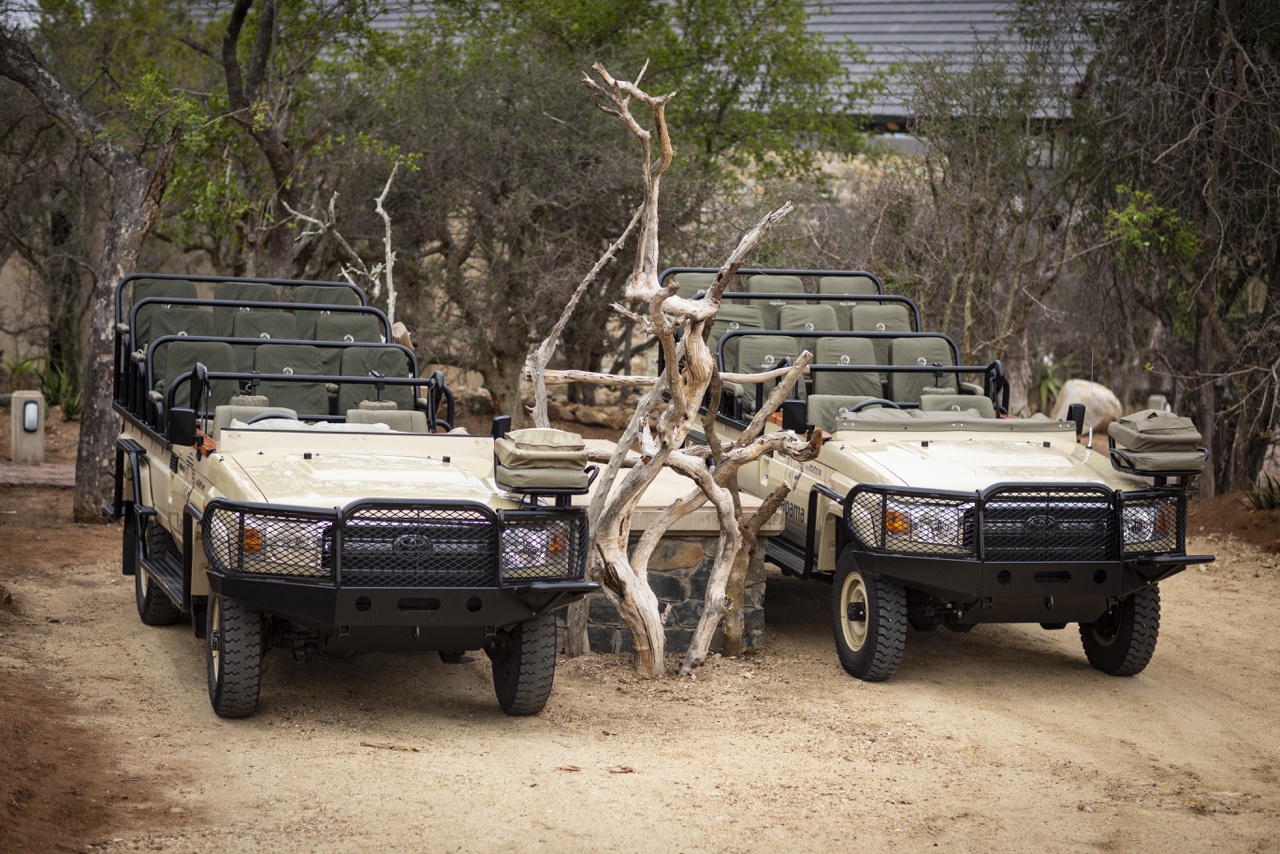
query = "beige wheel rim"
xmin=840 ymin=572 xmax=869 ymax=652
xmin=209 ymin=597 xmax=222 ymax=679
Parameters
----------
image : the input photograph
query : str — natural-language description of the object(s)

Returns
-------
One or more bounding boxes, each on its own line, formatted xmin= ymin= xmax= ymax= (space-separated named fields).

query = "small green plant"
xmin=43 ymin=359 xmax=83 ymax=420
xmin=1247 ymin=474 xmax=1280 ymax=511
xmin=3 ymin=354 xmax=44 ymax=393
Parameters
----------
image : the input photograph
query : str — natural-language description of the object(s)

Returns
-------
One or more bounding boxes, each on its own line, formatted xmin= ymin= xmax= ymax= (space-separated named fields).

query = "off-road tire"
xmin=488 ymin=613 xmax=557 ymax=716
xmin=207 ymin=594 xmax=264 ymax=718
xmin=1079 ymin=585 xmax=1161 ymax=676
xmin=832 ymin=558 xmax=906 ymax=681
xmin=438 ymin=650 xmax=466 ymax=664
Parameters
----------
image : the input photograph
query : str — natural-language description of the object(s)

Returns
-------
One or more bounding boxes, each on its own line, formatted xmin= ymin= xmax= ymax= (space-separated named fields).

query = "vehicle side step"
xmin=766 ymin=536 xmax=833 ymax=583
xmin=141 ymin=550 xmax=184 ymax=609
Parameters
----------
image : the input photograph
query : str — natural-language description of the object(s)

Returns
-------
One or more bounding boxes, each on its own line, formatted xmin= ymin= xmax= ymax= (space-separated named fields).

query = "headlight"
xmin=1122 ymin=501 xmax=1176 ymax=550
xmin=501 ymin=526 xmax=561 ymax=569
xmin=207 ymin=511 xmax=326 ymax=576
xmin=885 ymin=500 xmax=963 ymax=547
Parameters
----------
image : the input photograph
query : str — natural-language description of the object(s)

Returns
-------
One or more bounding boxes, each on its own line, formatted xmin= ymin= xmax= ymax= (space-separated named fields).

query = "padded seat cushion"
xmin=747 ymin=274 xmax=804 ymax=329
xmin=812 ymin=337 xmax=881 ymax=397
xmin=293 ymin=284 xmax=363 ymax=338
xmin=710 ymin=305 xmax=765 ymax=373
xmin=337 ymin=346 xmax=415 ymax=412
xmin=919 ymin=393 xmax=997 ymax=419
xmin=253 ymin=344 xmax=329 ymax=416
xmin=735 ymin=335 xmax=800 ymax=411
xmin=889 ymin=338 xmax=957 ymax=403
xmin=158 ymin=340 xmax=237 ymax=410
xmin=495 ymin=428 xmax=587 ymax=470
xmin=345 ymin=408 xmax=428 ymax=433
xmin=213 ymin=281 xmax=278 ymax=337
xmin=495 ymin=465 xmax=590 ymax=490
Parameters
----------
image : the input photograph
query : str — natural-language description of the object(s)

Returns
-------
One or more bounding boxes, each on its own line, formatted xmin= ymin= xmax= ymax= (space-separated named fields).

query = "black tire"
xmin=207 ymin=594 xmax=264 ymax=718
xmin=438 ymin=650 xmax=466 ymax=664
xmin=131 ymin=516 xmax=181 ymax=626
xmin=135 ymin=563 xmax=182 ymax=625
xmin=832 ymin=558 xmax=907 ymax=681
xmin=488 ymin=613 xmax=557 ymax=716
xmin=1079 ymin=585 xmax=1161 ymax=676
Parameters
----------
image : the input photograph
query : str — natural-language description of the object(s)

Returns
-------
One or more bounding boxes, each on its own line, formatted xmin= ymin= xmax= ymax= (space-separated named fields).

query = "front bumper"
xmin=843 ymin=482 xmax=1212 ymax=621
xmin=200 ymin=497 xmax=596 ymax=634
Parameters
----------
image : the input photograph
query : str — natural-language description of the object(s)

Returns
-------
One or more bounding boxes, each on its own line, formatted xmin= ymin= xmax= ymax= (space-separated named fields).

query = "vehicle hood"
xmin=846 ymin=436 xmax=1122 ymax=493
xmin=222 ymin=451 xmax=502 ymax=508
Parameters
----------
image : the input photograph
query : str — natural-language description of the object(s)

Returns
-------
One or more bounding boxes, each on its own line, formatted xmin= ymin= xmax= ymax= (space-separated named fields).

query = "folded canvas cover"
xmin=495 ymin=428 xmax=587 ymax=471
xmin=1108 ymin=410 xmax=1202 ymax=452
xmin=1108 ymin=409 xmax=1205 ymax=473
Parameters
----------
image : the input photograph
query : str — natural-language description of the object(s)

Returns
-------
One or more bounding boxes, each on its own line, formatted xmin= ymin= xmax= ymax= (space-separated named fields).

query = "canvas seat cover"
xmin=710 ymin=305 xmax=765 ymax=373
xmin=158 ymin=340 xmax=237 ymax=411
xmin=746 ymin=274 xmax=804 ymax=329
xmin=812 ymin=337 xmax=881 ymax=397
xmin=888 ymin=338 xmax=957 ymax=403
xmin=213 ymin=281 xmax=277 ymax=337
xmin=293 ymin=284 xmax=362 ymax=339
xmin=337 ymin=346 xmax=415 ymax=412
xmin=253 ymin=344 xmax=329 ymax=416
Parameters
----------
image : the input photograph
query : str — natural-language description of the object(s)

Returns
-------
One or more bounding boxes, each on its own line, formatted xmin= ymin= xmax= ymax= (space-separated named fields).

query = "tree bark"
xmin=0 ymin=30 xmax=179 ymax=522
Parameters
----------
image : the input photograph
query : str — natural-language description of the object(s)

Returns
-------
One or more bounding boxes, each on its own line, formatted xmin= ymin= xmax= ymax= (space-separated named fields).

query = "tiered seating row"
xmin=113 ymin=275 xmax=429 ymax=432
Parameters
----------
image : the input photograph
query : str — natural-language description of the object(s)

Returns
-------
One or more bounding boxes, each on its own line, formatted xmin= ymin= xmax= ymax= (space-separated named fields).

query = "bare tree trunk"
xmin=0 ymin=29 xmax=179 ymax=522
xmin=1195 ymin=301 xmax=1217 ymax=498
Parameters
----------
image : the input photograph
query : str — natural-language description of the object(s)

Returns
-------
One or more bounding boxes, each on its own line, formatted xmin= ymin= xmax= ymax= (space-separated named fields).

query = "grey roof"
xmin=809 ymin=1 xmax=1023 ymax=124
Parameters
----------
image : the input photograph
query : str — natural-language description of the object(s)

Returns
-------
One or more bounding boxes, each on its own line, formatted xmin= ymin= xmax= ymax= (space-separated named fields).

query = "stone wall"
xmin=575 ymin=533 xmax=768 ymax=655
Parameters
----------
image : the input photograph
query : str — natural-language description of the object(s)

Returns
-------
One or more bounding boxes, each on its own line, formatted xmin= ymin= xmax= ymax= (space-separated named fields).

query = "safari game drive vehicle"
xmin=110 ymin=273 xmax=597 ymax=717
xmin=665 ymin=266 xmax=1213 ymax=681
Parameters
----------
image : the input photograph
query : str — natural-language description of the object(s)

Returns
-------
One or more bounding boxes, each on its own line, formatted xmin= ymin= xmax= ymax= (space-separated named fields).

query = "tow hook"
xmin=847 ymin=602 xmax=867 ymax=622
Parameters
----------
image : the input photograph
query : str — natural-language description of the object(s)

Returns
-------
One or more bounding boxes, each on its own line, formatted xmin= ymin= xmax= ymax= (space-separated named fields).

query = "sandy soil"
xmin=2 ymin=413 xmax=1279 ymax=853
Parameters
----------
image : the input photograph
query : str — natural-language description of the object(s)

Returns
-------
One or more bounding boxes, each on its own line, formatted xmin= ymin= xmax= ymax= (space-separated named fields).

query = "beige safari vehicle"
xmin=110 ymin=273 xmax=596 ymax=717
xmin=664 ymin=267 xmax=1213 ymax=681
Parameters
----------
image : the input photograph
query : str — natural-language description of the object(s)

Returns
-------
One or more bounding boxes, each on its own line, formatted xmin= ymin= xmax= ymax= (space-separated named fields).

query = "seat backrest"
xmin=314 ymin=312 xmax=384 ymax=374
xmin=746 ymin=274 xmax=804 ymax=329
xmin=293 ymin=284 xmax=363 ymax=339
xmin=213 ymin=281 xmax=278 ymax=337
xmin=817 ymin=276 xmax=878 ymax=330
xmin=812 ymin=337 xmax=882 ymax=398
xmin=806 ymin=394 xmax=878 ymax=433
xmin=212 ymin=404 xmax=298 ymax=439
xmin=159 ymin=340 xmax=237 ymax=411
xmin=337 ymin=346 xmax=416 ymax=412
xmin=888 ymin=337 xmax=958 ymax=403
xmin=919 ymin=393 xmax=997 ymax=419
xmin=132 ymin=279 xmax=198 ymax=347
xmin=850 ymin=303 xmax=912 ymax=368
xmin=778 ymin=305 xmax=840 ymax=367
xmin=735 ymin=335 xmax=800 ymax=412
xmin=145 ymin=309 xmax=215 ymax=381
xmin=345 ymin=407 xmax=429 ymax=433
xmin=671 ymin=271 xmax=718 ymax=298
xmin=252 ymin=344 xmax=330 ymax=416
xmin=817 ymin=275 xmax=878 ymax=296
xmin=710 ymin=304 xmax=765 ymax=373
xmin=231 ymin=311 xmax=299 ymax=373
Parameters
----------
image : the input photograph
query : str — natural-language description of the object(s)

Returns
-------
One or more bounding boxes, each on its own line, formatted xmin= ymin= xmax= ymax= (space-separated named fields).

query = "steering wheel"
xmin=848 ymin=398 xmax=903 ymax=413
xmin=246 ymin=411 xmax=299 ymax=425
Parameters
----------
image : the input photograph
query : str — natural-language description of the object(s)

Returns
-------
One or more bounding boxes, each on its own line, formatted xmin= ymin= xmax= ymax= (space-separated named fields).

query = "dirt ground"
xmin=2 ymin=411 xmax=1279 ymax=853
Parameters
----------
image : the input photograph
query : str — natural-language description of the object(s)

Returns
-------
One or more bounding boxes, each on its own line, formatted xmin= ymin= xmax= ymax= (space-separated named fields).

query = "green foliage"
xmin=1247 ymin=474 xmax=1280 ymax=511
xmin=42 ymin=357 xmax=82 ymax=420
xmin=1104 ymin=185 xmax=1200 ymax=261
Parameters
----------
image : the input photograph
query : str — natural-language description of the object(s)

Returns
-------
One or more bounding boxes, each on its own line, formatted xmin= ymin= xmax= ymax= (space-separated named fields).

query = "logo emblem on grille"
xmin=393 ymin=533 xmax=432 ymax=555
xmin=1026 ymin=515 xmax=1057 ymax=532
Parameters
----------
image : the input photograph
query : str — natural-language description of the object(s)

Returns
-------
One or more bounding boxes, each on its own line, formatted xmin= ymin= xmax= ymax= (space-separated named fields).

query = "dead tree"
xmin=525 ymin=64 xmax=819 ymax=677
